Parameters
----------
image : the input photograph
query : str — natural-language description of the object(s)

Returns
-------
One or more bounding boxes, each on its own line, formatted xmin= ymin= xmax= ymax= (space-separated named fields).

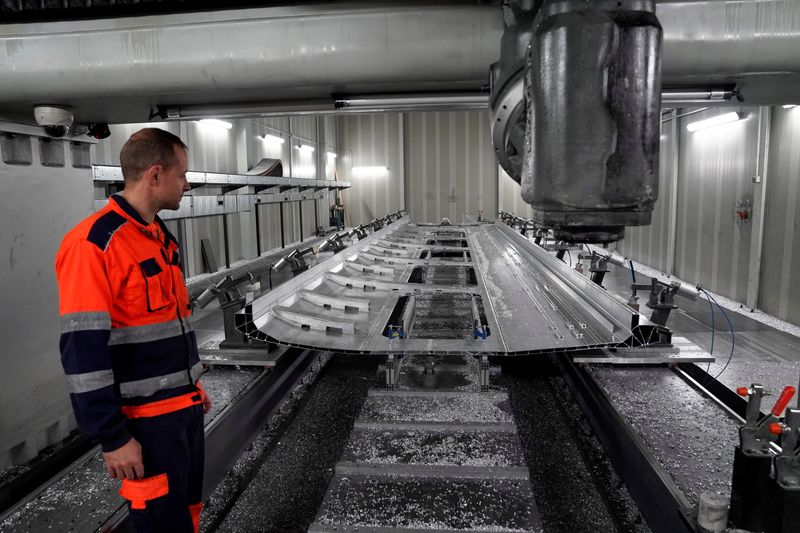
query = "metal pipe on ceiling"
xmin=1 ymin=0 xmax=799 ymax=122
xmin=159 ymin=88 xmax=735 ymax=120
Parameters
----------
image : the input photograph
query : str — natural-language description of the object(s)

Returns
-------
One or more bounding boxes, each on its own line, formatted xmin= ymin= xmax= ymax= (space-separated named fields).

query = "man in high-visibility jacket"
xmin=56 ymin=128 xmax=211 ymax=533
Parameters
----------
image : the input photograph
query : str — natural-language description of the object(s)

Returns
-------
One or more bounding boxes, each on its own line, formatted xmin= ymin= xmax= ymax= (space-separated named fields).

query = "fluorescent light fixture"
xmin=352 ymin=166 xmax=389 ymax=176
xmin=783 ymin=104 xmax=797 ymax=109
xmin=263 ymin=134 xmax=285 ymax=143
xmin=197 ymin=119 xmax=232 ymax=130
xmin=686 ymin=112 xmax=743 ymax=132
xmin=327 ymin=152 xmax=337 ymax=158
xmin=296 ymin=144 xmax=315 ymax=152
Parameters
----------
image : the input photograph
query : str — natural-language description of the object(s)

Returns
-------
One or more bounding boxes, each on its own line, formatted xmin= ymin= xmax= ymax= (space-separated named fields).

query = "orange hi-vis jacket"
xmin=56 ymin=194 xmax=201 ymax=452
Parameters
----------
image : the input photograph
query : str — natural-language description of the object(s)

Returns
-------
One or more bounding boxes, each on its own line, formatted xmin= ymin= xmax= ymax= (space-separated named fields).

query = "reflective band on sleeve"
xmin=120 ymin=473 xmax=169 ymax=510
xmin=65 ymin=369 xmax=115 ymax=394
xmin=119 ymin=362 xmax=203 ymax=399
xmin=60 ymin=312 xmax=111 ymax=333
xmin=108 ymin=317 xmax=194 ymax=346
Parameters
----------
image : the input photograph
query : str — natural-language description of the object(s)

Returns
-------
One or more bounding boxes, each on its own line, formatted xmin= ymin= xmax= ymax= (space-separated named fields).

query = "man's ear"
xmin=141 ymin=165 xmax=162 ymax=187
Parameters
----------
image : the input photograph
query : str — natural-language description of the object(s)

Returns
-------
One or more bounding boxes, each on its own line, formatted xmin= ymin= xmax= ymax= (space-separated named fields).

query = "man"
xmin=56 ymin=128 xmax=211 ymax=533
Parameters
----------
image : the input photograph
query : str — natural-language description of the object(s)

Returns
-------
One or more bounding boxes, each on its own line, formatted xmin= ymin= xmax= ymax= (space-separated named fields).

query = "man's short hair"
xmin=120 ymin=128 xmax=188 ymax=183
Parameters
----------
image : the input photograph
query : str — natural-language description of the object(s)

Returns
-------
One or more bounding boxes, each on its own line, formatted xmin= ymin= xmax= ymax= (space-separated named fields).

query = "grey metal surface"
xmin=760 ymin=106 xmax=800 ymax=326
xmin=3 ymin=2 xmax=800 ymax=122
xmin=673 ymin=106 xmax=759 ymax=304
xmin=573 ymin=337 xmax=714 ymax=364
xmin=522 ymin=0 xmax=662 ymax=243
xmin=590 ymin=365 xmax=739 ymax=506
xmin=236 ymin=219 xmax=641 ymax=355
xmin=0 ymin=132 xmax=94 ymax=471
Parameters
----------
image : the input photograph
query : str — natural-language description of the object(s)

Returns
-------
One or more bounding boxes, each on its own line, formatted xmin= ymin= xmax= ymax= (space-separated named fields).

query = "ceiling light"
xmin=296 ymin=144 xmax=315 ymax=152
xmin=264 ymin=134 xmax=285 ymax=143
xmin=783 ymin=104 xmax=797 ymax=109
xmin=686 ymin=112 xmax=744 ymax=132
xmin=352 ymin=166 xmax=389 ymax=176
xmin=197 ymin=119 xmax=232 ymax=130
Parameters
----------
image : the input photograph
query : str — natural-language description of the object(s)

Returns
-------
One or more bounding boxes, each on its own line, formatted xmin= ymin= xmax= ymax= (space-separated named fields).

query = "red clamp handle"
xmin=768 ymin=422 xmax=785 ymax=436
xmin=736 ymin=387 xmax=750 ymax=397
xmin=771 ymin=386 xmax=797 ymax=417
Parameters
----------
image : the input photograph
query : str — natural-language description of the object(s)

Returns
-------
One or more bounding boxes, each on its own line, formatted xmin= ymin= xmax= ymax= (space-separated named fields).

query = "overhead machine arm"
xmin=490 ymin=0 xmax=663 ymax=243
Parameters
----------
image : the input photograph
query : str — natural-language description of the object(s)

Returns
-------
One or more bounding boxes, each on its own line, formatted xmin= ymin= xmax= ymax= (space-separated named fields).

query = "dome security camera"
xmin=33 ymin=105 xmax=74 ymax=138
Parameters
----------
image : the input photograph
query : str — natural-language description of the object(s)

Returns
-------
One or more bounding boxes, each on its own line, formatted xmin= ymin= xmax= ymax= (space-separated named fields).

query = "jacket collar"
xmin=110 ymin=194 xmax=176 ymax=248
xmin=110 ymin=194 xmax=150 ymax=227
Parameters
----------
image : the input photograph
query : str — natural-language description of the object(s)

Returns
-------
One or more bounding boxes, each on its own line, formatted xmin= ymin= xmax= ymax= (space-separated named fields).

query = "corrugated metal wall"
xmin=760 ymin=106 xmax=800 ymax=324
xmin=337 ymin=113 xmax=404 ymax=226
xmin=673 ymin=107 xmax=758 ymax=302
xmin=404 ymin=110 xmax=497 ymax=223
xmin=616 ymin=122 xmax=677 ymax=273
xmin=498 ymin=167 xmax=533 ymax=219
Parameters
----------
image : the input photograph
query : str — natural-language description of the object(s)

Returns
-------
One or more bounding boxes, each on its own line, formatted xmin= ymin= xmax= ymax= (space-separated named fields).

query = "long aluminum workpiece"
xmin=235 ymin=219 xmax=650 ymax=355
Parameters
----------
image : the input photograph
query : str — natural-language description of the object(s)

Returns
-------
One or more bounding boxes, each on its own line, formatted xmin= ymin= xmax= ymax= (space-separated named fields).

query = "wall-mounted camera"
xmin=33 ymin=105 xmax=74 ymax=138
xmin=87 ymin=123 xmax=111 ymax=140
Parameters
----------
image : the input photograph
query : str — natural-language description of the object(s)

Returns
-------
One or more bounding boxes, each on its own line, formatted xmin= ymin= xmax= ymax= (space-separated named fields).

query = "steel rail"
xmin=554 ymin=355 xmax=698 ymax=533
xmin=674 ymin=363 xmax=749 ymax=422
xmin=0 ymin=437 xmax=99 ymax=524
xmin=102 ymin=348 xmax=323 ymax=532
xmin=0 ymin=432 xmax=94 ymax=516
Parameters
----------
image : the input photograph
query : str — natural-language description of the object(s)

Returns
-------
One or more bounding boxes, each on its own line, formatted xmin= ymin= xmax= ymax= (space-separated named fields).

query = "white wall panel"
xmin=617 ymin=124 xmax=677 ymax=273
xmin=760 ymin=106 xmax=800 ymax=323
xmin=498 ymin=166 xmax=534 ymax=219
xmin=674 ymin=107 xmax=758 ymax=301
xmin=404 ymin=110 xmax=496 ymax=224
xmin=338 ymin=113 xmax=404 ymax=226
xmin=184 ymin=120 xmax=238 ymax=174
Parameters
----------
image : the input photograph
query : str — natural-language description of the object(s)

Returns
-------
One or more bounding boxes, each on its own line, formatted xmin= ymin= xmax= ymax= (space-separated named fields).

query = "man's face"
xmin=158 ymin=146 xmax=189 ymax=211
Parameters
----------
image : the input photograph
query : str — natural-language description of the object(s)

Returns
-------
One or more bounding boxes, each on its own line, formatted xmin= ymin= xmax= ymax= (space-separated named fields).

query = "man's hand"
xmin=103 ymin=437 xmax=144 ymax=480
xmin=202 ymin=392 xmax=213 ymax=414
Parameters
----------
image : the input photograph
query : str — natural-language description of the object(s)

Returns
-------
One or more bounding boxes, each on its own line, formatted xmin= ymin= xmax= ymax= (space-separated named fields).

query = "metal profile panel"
xmin=235 ymin=218 xmax=641 ymax=356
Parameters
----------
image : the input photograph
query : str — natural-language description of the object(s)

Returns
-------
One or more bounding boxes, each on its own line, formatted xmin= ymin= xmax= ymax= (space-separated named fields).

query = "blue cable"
xmin=628 ymin=259 xmax=637 ymax=283
xmin=700 ymin=288 xmax=735 ymax=380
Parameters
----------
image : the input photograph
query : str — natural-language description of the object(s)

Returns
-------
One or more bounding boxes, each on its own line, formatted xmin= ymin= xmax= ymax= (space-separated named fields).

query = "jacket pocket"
xmin=139 ymin=258 xmax=171 ymax=312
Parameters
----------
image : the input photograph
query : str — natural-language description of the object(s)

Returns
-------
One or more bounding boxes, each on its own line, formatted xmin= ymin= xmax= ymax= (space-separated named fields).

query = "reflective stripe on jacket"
xmin=55 ymin=194 xmax=200 ymax=452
